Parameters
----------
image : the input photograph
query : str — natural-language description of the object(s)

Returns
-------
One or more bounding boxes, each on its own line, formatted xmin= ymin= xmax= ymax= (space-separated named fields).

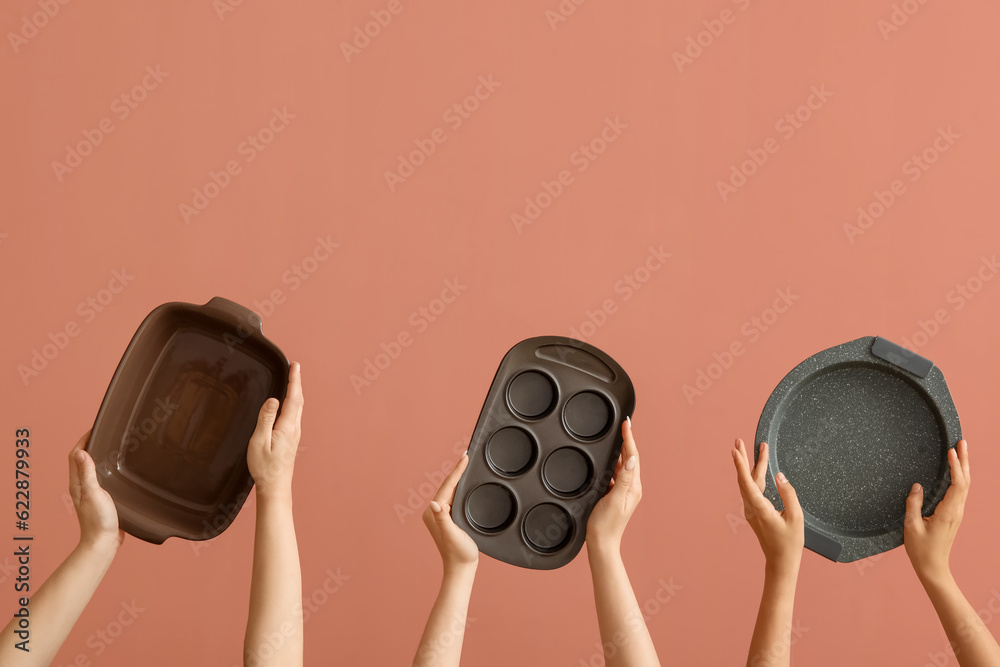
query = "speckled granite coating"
xmin=754 ymin=336 xmax=962 ymax=563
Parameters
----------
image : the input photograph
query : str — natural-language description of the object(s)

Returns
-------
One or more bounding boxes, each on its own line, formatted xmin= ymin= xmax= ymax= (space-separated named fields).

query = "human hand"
xmin=247 ymin=361 xmax=303 ymax=501
xmin=905 ymin=439 xmax=969 ymax=584
xmin=424 ymin=454 xmax=479 ymax=574
xmin=732 ymin=439 xmax=803 ymax=574
xmin=586 ymin=417 xmax=642 ymax=555
xmin=70 ymin=431 xmax=123 ymax=553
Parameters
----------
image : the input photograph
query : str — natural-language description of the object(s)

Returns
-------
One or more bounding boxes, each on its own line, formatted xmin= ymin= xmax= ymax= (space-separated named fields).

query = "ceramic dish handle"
xmin=202 ymin=296 xmax=264 ymax=332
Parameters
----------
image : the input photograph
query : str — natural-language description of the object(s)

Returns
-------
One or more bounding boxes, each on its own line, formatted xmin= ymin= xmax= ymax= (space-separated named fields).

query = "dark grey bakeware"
xmin=754 ymin=336 xmax=961 ymax=563
xmin=452 ymin=336 xmax=635 ymax=570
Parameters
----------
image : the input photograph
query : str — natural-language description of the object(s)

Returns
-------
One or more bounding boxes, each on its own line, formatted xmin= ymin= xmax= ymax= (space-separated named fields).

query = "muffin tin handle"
xmin=871 ymin=337 xmax=934 ymax=378
xmin=202 ymin=296 xmax=264 ymax=333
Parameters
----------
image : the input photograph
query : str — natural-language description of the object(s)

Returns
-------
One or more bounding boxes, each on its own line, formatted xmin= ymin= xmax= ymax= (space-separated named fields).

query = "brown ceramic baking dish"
xmin=87 ymin=297 xmax=289 ymax=544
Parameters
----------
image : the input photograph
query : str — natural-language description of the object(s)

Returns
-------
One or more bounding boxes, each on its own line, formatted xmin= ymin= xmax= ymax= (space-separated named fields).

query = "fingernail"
xmin=626 ymin=415 xmax=631 ymax=428
xmin=776 ymin=472 xmax=788 ymax=484
xmin=625 ymin=456 xmax=636 ymax=471
xmin=430 ymin=501 xmax=442 ymax=513
xmin=911 ymin=483 xmax=921 ymax=493
xmin=734 ymin=437 xmax=741 ymax=447
xmin=462 ymin=449 xmax=468 ymax=457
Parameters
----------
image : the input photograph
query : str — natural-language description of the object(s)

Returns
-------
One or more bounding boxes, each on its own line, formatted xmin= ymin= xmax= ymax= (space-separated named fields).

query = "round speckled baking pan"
xmin=452 ymin=336 xmax=635 ymax=570
xmin=754 ymin=336 xmax=961 ymax=563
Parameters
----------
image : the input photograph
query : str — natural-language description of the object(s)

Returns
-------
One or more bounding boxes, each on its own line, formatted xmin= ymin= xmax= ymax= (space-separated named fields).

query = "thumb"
xmin=252 ymin=398 xmax=279 ymax=444
xmin=75 ymin=451 xmax=102 ymax=501
xmin=905 ymin=482 xmax=925 ymax=530
xmin=429 ymin=500 xmax=455 ymax=528
xmin=774 ymin=471 xmax=802 ymax=522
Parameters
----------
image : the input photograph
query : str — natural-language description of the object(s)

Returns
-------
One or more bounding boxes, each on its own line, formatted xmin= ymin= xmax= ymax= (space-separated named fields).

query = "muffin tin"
xmin=754 ymin=336 xmax=961 ymax=563
xmin=87 ymin=297 xmax=289 ymax=544
xmin=452 ymin=336 xmax=635 ymax=570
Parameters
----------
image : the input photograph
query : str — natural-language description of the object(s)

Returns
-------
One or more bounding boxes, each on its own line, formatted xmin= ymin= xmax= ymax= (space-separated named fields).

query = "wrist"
xmin=256 ymin=489 xmax=294 ymax=508
xmin=764 ymin=556 xmax=801 ymax=582
xmin=916 ymin=563 xmax=955 ymax=591
xmin=587 ymin=538 xmax=623 ymax=566
xmin=442 ymin=560 xmax=478 ymax=580
xmin=78 ymin=532 xmax=121 ymax=561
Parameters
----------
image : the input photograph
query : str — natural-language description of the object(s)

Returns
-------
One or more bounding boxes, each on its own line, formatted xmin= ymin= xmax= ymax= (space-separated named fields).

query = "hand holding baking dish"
xmin=451 ymin=336 xmax=635 ymax=570
xmin=754 ymin=336 xmax=961 ymax=563
xmin=86 ymin=297 xmax=289 ymax=544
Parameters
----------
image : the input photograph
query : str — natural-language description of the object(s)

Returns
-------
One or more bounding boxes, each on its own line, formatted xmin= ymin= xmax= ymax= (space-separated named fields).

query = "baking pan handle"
xmin=804 ymin=525 xmax=843 ymax=562
xmin=871 ymin=337 xmax=934 ymax=378
xmin=202 ymin=297 xmax=263 ymax=332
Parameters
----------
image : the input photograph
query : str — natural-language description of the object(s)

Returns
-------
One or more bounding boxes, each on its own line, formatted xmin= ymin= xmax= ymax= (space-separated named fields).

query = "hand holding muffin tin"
xmin=87 ymin=297 xmax=289 ymax=544
xmin=754 ymin=336 xmax=961 ymax=563
xmin=452 ymin=336 xmax=635 ymax=570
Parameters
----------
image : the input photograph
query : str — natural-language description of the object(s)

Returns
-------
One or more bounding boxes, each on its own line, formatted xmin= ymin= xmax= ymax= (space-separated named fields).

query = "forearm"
xmin=245 ymin=495 xmax=302 ymax=667
xmin=746 ymin=563 xmax=799 ymax=667
xmin=587 ymin=543 xmax=660 ymax=667
xmin=919 ymin=570 xmax=1000 ymax=667
xmin=0 ymin=539 xmax=117 ymax=666
xmin=413 ymin=564 xmax=476 ymax=667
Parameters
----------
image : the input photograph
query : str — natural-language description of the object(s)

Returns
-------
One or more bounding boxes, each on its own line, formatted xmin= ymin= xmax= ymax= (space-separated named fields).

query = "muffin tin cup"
xmin=452 ymin=336 xmax=635 ymax=570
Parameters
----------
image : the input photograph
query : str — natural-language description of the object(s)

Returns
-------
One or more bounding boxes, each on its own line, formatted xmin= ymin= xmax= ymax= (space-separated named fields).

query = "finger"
xmin=946 ymin=446 xmax=969 ymax=497
xmin=732 ymin=440 xmax=762 ymax=499
xmin=615 ymin=417 xmax=639 ymax=489
xmin=69 ymin=431 xmax=90 ymax=500
xmin=250 ymin=397 xmax=280 ymax=451
xmin=904 ymin=482 xmax=925 ymax=532
xmin=75 ymin=450 xmax=103 ymax=500
xmin=752 ymin=442 xmax=769 ymax=492
xmin=957 ymin=439 xmax=970 ymax=484
xmin=274 ymin=362 xmax=304 ymax=438
xmin=774 ymin=471 xmax=803 ymax=522
xmin=432 ymin=452 xmax=470 ymax=506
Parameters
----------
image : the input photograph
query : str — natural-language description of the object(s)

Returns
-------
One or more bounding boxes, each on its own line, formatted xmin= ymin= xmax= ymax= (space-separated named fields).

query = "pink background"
xmin=2 ymin=0 xmax=999 ymax=664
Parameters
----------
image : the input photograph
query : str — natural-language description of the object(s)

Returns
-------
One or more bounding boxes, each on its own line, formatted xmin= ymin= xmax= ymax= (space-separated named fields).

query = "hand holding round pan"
xmin=905 ymin=439 xmax=970 ymax=581
xmin=732 ymin=439 xmax=804 ymax=572
xmin=425 ymin=454 xmax=480 ymax=572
